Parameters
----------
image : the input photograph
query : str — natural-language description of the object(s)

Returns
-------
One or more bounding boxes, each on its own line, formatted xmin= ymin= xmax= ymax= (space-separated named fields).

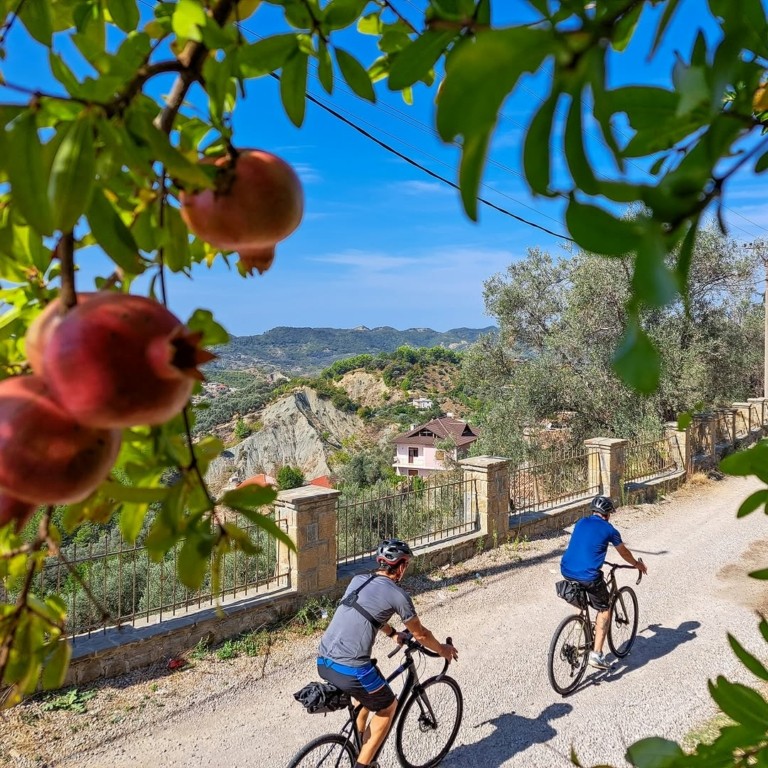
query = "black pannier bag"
xmin=294 ymin=681 xmax=351 ymax=714
xmin=555 ymin=579 xmax=585 ymax=608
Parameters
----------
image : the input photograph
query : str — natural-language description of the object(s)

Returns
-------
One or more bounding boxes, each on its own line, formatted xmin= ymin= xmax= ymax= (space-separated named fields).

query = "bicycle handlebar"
xmin=604 ymin=558 xmax=644 ymax=585
xmin=386 ymin=631 xmax=453 ymax=676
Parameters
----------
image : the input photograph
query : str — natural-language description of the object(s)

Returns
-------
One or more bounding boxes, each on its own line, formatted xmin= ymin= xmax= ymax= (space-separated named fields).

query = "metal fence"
xmin=509 ymin=448 xmax=597 ymax=517
xmin=6 ymin=509 xmax=291 ymax=639
xmin=624 ymin=436 xmax=679 ymax=483
xmin=336 ymin=473 xmax=478 ymax=565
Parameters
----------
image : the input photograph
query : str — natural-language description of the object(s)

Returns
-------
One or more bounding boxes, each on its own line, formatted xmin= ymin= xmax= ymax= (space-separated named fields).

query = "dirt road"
xmin=9 ymin=474 xmax=768 ymax=768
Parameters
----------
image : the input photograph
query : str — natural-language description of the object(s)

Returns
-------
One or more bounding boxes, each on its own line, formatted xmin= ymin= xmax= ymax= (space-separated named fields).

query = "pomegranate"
xmin=0 ymin=375 xmax=121 ymax=505
xmin=42 ymin=292 xmax=215 ymax=428
xmin=26 ymin=292 xmax=95 ymax=374
xmin=0 ymin=493 xmax=37 ymax=533
xmin=178 ymin=149 xmax=303 ymax=275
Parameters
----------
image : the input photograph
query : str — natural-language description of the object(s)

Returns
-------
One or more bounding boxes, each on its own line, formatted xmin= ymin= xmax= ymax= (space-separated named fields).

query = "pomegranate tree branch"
xmin=155 ymin=0 xmax=239 ymax=134
xmin=58 ymin=232 xmax=77 ymax=310
xmin=0 ymin=0 xmax=28 ymax=47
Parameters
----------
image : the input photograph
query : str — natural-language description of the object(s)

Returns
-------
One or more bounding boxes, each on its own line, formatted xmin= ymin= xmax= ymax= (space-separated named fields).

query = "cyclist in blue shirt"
xmin=560 ymin=495 xmax=648 ymax=669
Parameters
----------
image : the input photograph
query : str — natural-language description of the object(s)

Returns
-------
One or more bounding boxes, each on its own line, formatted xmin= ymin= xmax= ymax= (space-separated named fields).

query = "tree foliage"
xmin=465 ymin=226 xmax=762 ymax=461
xmin=0 ymin=1 xmax=766 ymax=761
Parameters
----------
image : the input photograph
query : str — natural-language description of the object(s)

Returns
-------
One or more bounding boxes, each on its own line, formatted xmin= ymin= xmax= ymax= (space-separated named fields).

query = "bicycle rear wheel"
xmin=547 ymin=614 xmax=589 ymax=695
xmin=608 ymin=586 xmax=638 ymax=658
xmin=287 ymin=733 xmax=357 ymax=768
xmin=395 ymin=676 xmax=463 ymax=768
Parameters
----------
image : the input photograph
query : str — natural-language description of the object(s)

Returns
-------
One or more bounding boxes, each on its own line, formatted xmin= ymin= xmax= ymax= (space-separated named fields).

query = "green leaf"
xmin=86 ymin=188 xmax=145 ymax=274
xmin=18 ymin=0 xmax=54 ymax=45
xmin=178 ymin=533 xmax=212 ymax=590
xmin=458 ymin=132 xmax=489 ymax=222
xmin=625 ymin=737 xmax=684 ymax=768
xmin=632 ymin=231 xmax=678 ymax=308
xmin=48 ymin=114 xmax=96 ymax=232
xmin=708 ymin=676 xmax=768 ymax=731
xmin=437 ymin=29 xmax=552 ymax=218
xmin=728 ymin=633 xmax=768 ymax=680
xmin=756 ymin=150 xmax=768 ymax=173
xmin=187 ymin=308 xmax=229 ymax=346
xmin=41 ymin=640 xmax=72 ymax=690
xmin=221 ymin=522 xmax=261 ymax=555
xmin=357 ymin=12 xmax=382 ymax=35
xmin=119 ymin=503 xmax=150 ymax=543
xmin=172 ymin=0 xmax=206 ymax=41
xmin=221 ymin=484 xmax=277 ymax=510
xmin=323 ymin=0 xmax=368 ymax=31
xmin=523 ymin=91 xmax=558 ymax=196
xmin=280 ymin=51 xmax=308 ymax=126
xmin=102 ymin=480 xmax=170 ymax=504
xmin=106 ymin=0 xmax=139 ymax=32
xmin=736 ymin=490 xmax=768 ymax=518
xmin=612 ymin=320 xmax=660 ymax=394
xmin=317 ymin=38 xmax=333 ymax=93
xmin=612 ymin=2 xmax=642 ymax=52
xmin=649 ymin=0 xmax=682 ymax=59
xmin=5 ymin=112 xmax=55 ymax=236
xmin=388 ymin=30 xmax=455 ymax=91
xmin=564 ymin=89 xmax=598 ymax=196
xmin=238 ymin=34 xmax=299 ymax=77
xmin=565 ymin=198 xmax=641 ymax=256
xmin=335 ymin=48 xmax=375 ymax=102
xmin=162 ymin=205 xmax=191 ymax=272
xmin=749 ymin=568 xmax=768 ymax=580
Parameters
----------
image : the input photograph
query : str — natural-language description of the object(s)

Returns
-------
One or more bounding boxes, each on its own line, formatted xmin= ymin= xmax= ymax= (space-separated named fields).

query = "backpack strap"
xmin=339 ymin=574 xmax=382 ymax=629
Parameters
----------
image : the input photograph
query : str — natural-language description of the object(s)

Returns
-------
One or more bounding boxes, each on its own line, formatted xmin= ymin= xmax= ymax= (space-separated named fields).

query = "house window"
xmin=408 ymin=447 xmax=419 ymax=463
xmin=408 ymin=469 xmax=418 ymax=477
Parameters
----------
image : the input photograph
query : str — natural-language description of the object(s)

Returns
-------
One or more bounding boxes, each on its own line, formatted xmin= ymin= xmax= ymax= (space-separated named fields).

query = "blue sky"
xmin=2 ymin=1 xmax=768 ymax=337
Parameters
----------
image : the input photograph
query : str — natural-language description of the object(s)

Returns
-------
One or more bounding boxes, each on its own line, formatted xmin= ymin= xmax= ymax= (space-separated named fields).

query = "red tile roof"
xmin=308 ymin=475 xmax=334 ymax=488
xmin=238 ymin=473 xmax=276 ymax=488
xmin=393 ymin=417 xmax=479 ymax=448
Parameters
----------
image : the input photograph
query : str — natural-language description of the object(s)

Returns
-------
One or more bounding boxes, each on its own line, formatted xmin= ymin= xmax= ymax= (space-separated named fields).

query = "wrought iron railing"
xmin=624 ymin=436 xmax=679 ymax=483
xmin=509 ymin=448 xmax=597 ymax=517
xmin=336 ymin=473 xmax=478 ymax=565
xmin=4 ymin=509 xmax=290 ymax=639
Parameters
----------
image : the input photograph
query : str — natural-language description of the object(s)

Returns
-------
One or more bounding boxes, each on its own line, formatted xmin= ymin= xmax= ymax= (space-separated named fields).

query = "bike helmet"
xmin=376 ymin=538 xmax=413 ymax=566
xmin=590 ymin=495 xmax=616 ymax=516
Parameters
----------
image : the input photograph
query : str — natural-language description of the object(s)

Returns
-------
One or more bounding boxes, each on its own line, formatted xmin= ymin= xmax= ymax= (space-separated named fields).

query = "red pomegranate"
xmin=42 ymin=292 xmax=215 ymax=428
xmin=0 ymin=493 xmax=37 ymax=533
xmin=178 ymin=149 xmax=303 ymax=275
xmin=26 ymin=292 xmax=95 ymax=375
xmin=0 ymin=375 xmax=121 ymax=505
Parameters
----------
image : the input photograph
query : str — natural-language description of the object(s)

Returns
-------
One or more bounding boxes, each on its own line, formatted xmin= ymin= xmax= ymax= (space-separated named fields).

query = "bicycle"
xmin=288 ymin=633 xmax=463 ymax=768
xmin=547 ymin=560 xmax=643 ymax=696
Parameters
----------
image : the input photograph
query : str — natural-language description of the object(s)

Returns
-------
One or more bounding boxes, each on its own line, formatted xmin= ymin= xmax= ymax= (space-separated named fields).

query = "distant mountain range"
xmin=209 ymin=325 xmax=497 ymax=374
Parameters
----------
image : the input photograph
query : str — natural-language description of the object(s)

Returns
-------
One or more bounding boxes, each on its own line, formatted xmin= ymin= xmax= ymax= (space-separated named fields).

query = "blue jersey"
xmin=561 ymin=514 xmax=622 ymax=582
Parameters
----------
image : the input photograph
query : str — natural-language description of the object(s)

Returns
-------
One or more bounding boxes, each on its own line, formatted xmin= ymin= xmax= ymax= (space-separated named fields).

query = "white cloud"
xmin=392 ymin=180 xmax=455 ymax=196
xmin=292 ymin=162 xmax=322 ymax=184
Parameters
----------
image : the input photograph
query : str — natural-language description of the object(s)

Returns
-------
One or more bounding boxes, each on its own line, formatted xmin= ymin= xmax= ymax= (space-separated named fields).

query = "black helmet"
xmin=591 ymin=495 xmax=615 ymax=515
xmin=376 ymin=538 xmax=413 ymax=566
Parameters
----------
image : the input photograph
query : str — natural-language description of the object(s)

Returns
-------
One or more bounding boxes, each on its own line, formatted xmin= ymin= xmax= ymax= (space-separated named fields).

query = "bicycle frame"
xmin=329 ymin=639 xmax=450 ymax=763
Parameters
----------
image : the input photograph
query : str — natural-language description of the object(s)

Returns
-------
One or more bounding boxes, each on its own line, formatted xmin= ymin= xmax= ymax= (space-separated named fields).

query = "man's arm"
xmin=403 ymin=615 xmax=458 ymax=662
xmin=616 ymin=543 xmax=648 ymax=575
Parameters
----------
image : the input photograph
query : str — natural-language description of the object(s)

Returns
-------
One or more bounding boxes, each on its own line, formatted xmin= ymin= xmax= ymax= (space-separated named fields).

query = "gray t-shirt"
xmin=318 ymin=574 xmax=417 ymax=667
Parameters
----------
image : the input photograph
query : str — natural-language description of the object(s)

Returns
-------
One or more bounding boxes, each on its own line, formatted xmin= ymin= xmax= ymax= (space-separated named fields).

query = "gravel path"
xmin=4 ymin=473 xmax=767 ymax=768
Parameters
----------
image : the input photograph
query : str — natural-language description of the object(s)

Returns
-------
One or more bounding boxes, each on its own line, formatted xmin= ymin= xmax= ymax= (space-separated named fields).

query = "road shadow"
xmin=568 ymin=620 xmax=700 ymax=694
xmin=441 ymin=702 xmax=573 ymax=767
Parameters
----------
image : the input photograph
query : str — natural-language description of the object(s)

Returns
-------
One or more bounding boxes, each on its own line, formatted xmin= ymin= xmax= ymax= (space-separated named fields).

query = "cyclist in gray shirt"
xmin=317 ymin=538 xmax=457 ymax=768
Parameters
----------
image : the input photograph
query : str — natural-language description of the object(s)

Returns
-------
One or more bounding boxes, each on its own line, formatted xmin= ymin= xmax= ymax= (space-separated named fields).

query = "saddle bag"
xmin=555 ymin=579 xmax=585 ymax=608
xmin=293 ymin=681 xmax=351 ymax=714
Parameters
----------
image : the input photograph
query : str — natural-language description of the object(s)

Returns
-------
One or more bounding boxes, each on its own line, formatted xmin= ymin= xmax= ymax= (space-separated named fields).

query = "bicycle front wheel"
xmin=547 ymin=614 xmax=589 ymax=695
xmin=395 ymin=676 xmax=463 ymax=768
xmin=286 ymin=733 xmax=357 ymax=768
xmin=608 ymin=586 xmax=638 ymax=658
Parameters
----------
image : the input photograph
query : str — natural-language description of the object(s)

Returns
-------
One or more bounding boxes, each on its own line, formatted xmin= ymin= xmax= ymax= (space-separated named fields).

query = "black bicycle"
xmin=288 ymin=633 xmax=463 ymax=768
xmin=548 ymin=560 xmax=643 ymax=696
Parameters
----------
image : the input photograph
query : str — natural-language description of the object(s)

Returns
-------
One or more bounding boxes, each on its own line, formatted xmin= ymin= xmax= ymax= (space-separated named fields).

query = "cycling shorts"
xmin=317 ymin=658 xmax=395 ymax=712
xmin=578 ymin=576 xmax=611 ymax=611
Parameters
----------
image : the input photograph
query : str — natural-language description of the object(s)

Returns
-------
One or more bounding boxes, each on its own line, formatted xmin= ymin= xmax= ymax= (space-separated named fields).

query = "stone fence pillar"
xmin=459 ymin=456 xmax=511 ymax=543
xmin=732 ymin=402 xmax=752 ymax=438
xmin=583 ymin=438 xmax=627 ymax=501
xmin=275 ymin=485 xmax=340 ymax=595
xmin=663 ymin=421 xmax=690 ymax=475
xmin=748 ymin=397 xmax=767 ymax=430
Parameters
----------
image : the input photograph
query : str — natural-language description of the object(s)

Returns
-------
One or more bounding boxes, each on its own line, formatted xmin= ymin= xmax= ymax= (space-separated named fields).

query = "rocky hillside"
xmin=209 ymin=387 xmax=363 ymax=484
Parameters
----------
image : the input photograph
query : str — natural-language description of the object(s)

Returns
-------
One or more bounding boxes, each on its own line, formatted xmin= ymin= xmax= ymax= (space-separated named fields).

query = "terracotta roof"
xmin=393 ymin=417 xmax=479 ymax=447
xmin=308 ymin=475 xmax=334 ymax=488
xmin=238 ymin=473 xmax=276 ymax=488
